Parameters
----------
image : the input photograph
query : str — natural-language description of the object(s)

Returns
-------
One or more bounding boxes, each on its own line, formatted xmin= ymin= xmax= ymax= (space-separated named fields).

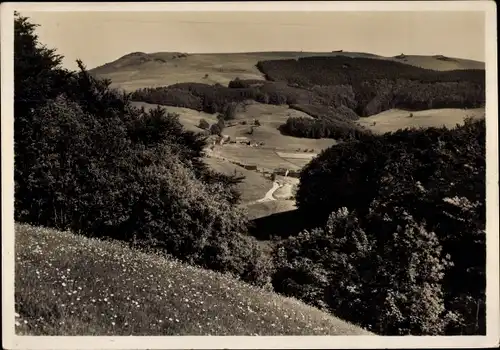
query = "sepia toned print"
xmin=2 ymin=2 xmax=498 ymax=349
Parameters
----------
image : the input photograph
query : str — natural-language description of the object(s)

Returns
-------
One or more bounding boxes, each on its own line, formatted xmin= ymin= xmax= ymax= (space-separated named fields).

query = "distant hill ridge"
xmin=89 ymin=50 xmax=485 ymax=93
xmin=91 ymin=50 xmax=484 ymax=72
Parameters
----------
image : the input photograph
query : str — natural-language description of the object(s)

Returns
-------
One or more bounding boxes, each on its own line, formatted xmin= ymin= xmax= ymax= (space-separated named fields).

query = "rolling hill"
xmin=90 ymin=51 xmax=484 ymax=91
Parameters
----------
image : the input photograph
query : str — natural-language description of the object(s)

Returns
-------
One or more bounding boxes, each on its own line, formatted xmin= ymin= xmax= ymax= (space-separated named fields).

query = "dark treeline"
xmin=279 ymin=116 xmax=370 ymax=140
xmin=130 ymin=80 xmax=373 ymax=141
xmin=353 ymin=79 xmax=485 ymax=116
xmin=256 ymin=56 xmax=486 ymax=86
xmin=130 ymin=80 xmax=315 ymax=115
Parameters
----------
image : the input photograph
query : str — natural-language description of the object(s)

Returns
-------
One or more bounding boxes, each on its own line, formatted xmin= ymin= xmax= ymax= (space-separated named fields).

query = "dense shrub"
xmin=198 ymin=118 xmax=210 ymax=130
xmin=210 ymin=123 xmax=223 ymax=135
xmin=273 ymin=206 xmax=452 ymax=335
xmin=222 ymin=101 xmax=239 ymax=120
xmin=294 ymin=119 xmax=486 ymax=334
xmin=14 ymin=14 xmax=73 ymax=214
xmin=14 ymin=13 xmax=270 ymax=287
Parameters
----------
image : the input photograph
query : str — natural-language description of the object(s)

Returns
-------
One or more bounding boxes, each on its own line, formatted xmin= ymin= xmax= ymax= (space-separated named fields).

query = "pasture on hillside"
xmin=357 ymin=108 xmax=486 ymax=134
xmin=131 ymin=101 xmax=219 ymax=133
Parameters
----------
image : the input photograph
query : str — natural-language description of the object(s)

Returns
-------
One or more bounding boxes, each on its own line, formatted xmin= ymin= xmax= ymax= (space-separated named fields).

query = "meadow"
xmin=15 ymin=224 xmax=372 ymax=336
xmin=356 ymin=107 xmax=485 ymax=134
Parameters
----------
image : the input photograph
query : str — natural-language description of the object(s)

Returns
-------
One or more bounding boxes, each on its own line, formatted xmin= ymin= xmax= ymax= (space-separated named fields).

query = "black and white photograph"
xmin=2 ymin=1 xmax=498 ymax=349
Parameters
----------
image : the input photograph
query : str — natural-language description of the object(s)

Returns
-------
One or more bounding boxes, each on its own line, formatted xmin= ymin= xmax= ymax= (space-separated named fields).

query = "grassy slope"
xmin=357 ymin=107 xmax=486 ymax=134
xmin=91 ymin=51 xmax=485 ymax=92
xmin=14 ymin=224 xmax=372 ymax=336
xmin=131 ymin=101 xmax=219 ymax=133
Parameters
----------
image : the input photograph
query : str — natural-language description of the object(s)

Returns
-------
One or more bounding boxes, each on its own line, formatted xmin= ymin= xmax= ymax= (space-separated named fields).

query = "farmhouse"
xmin=243 ymin=164 xmax=258 ymax=171
xmin=234 ymin=136 xmax=251 ymax=145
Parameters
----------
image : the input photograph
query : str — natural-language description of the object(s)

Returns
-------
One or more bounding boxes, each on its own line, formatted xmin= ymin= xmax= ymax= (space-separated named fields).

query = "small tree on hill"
xmin=198 ymin=119 xmax=210 ymax=130
xmin=223 ymin=102 xmax=238 ymax=120
xmin=210 ymin=123 xmax=222 ymax=136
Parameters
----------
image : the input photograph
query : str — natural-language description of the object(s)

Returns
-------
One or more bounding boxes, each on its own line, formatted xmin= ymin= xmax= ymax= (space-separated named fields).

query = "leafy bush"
xmin=294 ymin=119 xmax=486 ymax=334
xmin=273 ymin=206 xmax=452 ymax=335
xmin=223 ymin=102 xmax=239 ymax=120
xmin=210 ymin=123 xmax=223 ymax=135
xmin=198 ymin=118 xmax=210 ymax=130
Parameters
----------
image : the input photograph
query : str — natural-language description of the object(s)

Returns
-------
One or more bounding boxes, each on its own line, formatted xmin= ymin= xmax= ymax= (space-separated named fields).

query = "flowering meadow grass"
xmin=14 ymin=224 xmax=372 ymax=336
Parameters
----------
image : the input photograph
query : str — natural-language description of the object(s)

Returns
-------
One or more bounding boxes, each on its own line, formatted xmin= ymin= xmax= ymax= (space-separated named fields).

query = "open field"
xmin=91 ymin=51 xmax=484 ymax=91
xmin=15 ymin=224 xmax=372 ymax=336
xmin=357 ymin=107 xmax=486 ymax=134
xmin=211 ymin=145 xmax=302 ymax=172
xmin=276 ymin=152 xmax=317 ymax=160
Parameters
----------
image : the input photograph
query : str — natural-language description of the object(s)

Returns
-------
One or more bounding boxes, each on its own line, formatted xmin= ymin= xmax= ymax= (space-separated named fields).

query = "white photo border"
xmin=2 ymin=2 xmax=498 ymax=349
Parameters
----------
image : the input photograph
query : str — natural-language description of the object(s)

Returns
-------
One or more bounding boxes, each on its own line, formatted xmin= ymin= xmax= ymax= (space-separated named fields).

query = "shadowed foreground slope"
xmin=15 ymin=224 xmax=373 ymax=336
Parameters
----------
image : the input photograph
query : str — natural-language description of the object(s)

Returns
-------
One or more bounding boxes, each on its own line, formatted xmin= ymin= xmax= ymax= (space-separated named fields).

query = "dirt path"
xmin=256 ymin=181 xmax=282 ymax=203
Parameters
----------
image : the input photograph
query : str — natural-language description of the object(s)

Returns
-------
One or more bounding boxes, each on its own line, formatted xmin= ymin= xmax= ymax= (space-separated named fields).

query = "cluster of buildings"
xmin=214 ymin=135 xmax=264 ymax=147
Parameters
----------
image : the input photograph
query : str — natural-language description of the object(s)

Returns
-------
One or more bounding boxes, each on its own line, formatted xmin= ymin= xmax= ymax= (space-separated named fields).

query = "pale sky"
xmin=23 ymin=11 xmax=486 ymax=70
